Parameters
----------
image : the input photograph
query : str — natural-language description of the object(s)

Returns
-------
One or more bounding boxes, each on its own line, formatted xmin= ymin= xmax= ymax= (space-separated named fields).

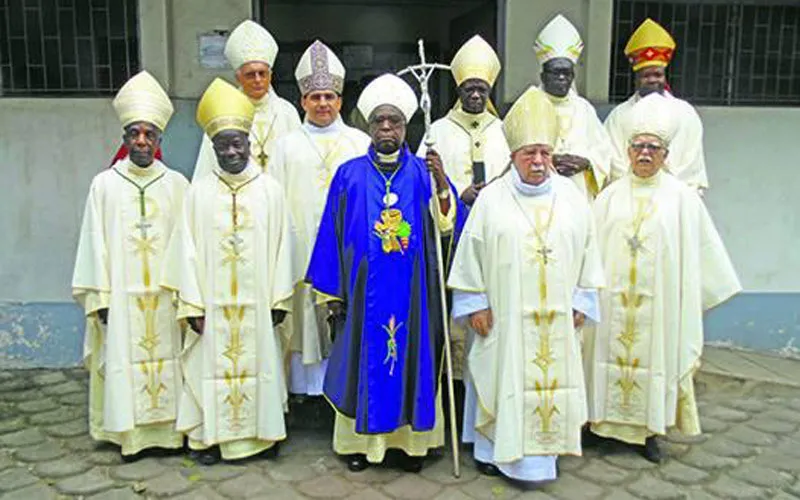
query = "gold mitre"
xmin=534 ymin=14 xmax=584 ymax=65
xmin=196 ymin=78 xmax=255 ymax=139
xmin=502 ymin=86 xmax=558 ymax=152
xmin=625 ymin=19 xmax=676 ymax=71
xmin=224 ymin=20 xmax=278 ymax=70
xmin=450 ymin=35 xmax=501 ymax=87
xmin=112 ymin=70 xmax=173 ymax=131
xmin=627 ymin=92 xmax=677 ymax=145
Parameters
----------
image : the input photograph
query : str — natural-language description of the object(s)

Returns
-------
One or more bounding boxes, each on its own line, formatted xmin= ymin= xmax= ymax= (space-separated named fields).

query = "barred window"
xmin=0 ymin=0 xmax=139 ymax=96
xmin=610 ymin=0 xmax=800 ymax=106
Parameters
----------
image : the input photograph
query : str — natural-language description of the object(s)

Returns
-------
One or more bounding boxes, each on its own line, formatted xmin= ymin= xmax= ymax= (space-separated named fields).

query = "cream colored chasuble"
xmin=448 ymin=174 xmax=604 ymax=462
xmin=585 ymin=171 xmax=740 ymax=443
xmin=72 ymin=159 xmax=188 ymax=454
xmin=547 ymin=89 xmax=613 ymax=199
xmin=191 ymin=89 xmax=301 ymax=182
xmin=162 ymin=162 xmax=296 ymax=459
xmin=268 ymin=118 xmax=370 ymax=393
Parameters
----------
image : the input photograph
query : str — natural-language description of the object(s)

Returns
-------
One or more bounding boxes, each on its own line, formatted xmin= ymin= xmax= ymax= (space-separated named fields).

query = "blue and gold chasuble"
xmin=306 ymin=145 xmax=465 ymax=435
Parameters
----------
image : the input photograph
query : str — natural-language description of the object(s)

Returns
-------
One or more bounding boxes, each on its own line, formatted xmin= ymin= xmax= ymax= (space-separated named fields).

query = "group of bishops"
xmin=72 ymin=15 xmax=741 ymax=485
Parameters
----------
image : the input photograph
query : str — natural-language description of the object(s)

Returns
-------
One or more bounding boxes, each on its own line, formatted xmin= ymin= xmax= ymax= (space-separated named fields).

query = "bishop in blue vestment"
xmin=305 ymin=74 xmax=465 ymax=472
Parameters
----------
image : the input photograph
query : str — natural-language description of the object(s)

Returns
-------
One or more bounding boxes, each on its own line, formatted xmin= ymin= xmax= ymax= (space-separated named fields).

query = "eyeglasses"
xmin=630 ymin=143 xmax=664 ymax=152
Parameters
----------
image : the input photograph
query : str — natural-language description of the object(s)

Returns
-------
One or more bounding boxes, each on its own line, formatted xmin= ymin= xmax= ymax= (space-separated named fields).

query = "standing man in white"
xmin=191 ymin=20 xmax=300 ymax=181
xmin=534 ymin=14 xmax=613 ymax=200
xmin=269 ymin=40 xmax=370 ymax=396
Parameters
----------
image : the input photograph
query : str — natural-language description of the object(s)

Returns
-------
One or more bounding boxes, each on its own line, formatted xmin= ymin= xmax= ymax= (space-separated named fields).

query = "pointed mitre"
xmin=627 ymin=93 xmax=677 ymax=144
xmin=534 ymin=14 xmax=584 ymax=65
xmin=196 ymin=78 xmax=255 ymax=139
xmin=295 ymin=40 xmax=346 ymax=95
xmin=625 ymin=18 xmax=676 ymax=71
xmin=112 ymin=71 xmax=173 ymax=131
xmin=224 ymin=20 xmax=278 ymax=70
xmin=450 ymin=35 xmax=501 ymax=87
xmin=357 ymin=74 xmax=418 ymax=122
xmin=502 ymin=87 xmax=559 ymax=152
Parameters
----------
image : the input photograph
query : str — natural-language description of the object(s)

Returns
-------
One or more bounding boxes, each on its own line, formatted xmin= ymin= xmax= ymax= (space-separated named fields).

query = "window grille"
xmin=0 ymin=0 xmax=139 ymax=96
xmin=610 ymin=0 xmax=800 ymax=106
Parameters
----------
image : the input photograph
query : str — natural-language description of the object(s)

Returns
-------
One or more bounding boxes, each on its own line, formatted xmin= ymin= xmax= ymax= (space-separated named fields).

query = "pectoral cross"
xmin=536 ymin=244 xmax=554 ymax=266
xmin=627 ymin=234 xmax=644 ymax=253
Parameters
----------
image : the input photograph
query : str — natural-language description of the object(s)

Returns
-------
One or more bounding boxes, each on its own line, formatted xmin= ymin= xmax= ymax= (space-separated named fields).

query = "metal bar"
xmin=56 ymin=7 xmax=64 ymax=89
xmin=103 ymin=1 xmax=112 ymax=90
xmin=2 ymin=0 xmax=12 ymax=90
xmin=122 ymin=0 xmax=131 ymax=79
xmin=36 ymin=0 xmax=46 ymax=88
xmin=70 ymin=2 xmax=80 ymax=88
xmin=88 ymin=0 xmax=97 ymax=89
xmin=748 ymin=6 xmax=757 ymax=102
xmin=695 ymin=3 xmax=704 ymax=100
xmin=22 ymin=6 xmax=31 ymax=89
xmin=791 ymin=4 xmax=799 ymax=100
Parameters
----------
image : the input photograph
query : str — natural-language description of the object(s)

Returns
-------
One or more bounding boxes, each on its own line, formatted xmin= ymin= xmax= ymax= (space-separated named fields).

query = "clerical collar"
xmin=248 ymin=89 xmax=271 ymax=110
xmin=631 ymin=168 xmax=663 ymax=186
xmin=510 ymin=166 xmax=553 ymax=197
xmin=448 ymin=105 xmax=494 ymax=133
xmin=540 ymin=85 xmax=574 ymax=105
xmin=124 ymin=158 xmax=163 ymax=178
xmin=215 ymin=161 xmax=260 ymax=186
xmin=303 ymin=116 xmax=343 ymax=135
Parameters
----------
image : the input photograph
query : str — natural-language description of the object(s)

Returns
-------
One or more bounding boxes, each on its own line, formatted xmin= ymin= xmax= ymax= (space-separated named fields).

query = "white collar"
xmin=510 ymin=166 xmax=553 ymax=197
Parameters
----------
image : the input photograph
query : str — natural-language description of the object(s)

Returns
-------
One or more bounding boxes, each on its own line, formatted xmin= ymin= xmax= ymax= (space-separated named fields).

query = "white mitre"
xmin=295 ymin=40 xmax=346 ymax=95
xmin=627 ymin=92 xmax=678 ymax=145
xmin=534 ymin=14 xmax=584 ymax=65
xmin=112 ymin=70 xmax=173 ymax=131
xmin=357 ymin=74 xmax=418 ymax=122
xmin=224 ymin=20 xmax=278 ymax=70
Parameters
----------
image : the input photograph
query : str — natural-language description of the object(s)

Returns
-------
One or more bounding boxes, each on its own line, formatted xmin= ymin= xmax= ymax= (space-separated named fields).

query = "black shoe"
xmin=260 ymin=442 xmax=280 ymax=460
xmin=402 ymin=455 xmax=424 ymax=473
xmin=121 ymin=452 xmax=140 ymax=463
xmin=347 ymin=454 xmax=369 ymax=472
xmin=641 ymin=437 xmax=663 ymax=463
xmin=475 ymin=460 xmax=501 ymax=476
xmin=582 ymin=427 xmax=601 ymax=448
xmin=190 ymin=447 xmax=221 ymax=466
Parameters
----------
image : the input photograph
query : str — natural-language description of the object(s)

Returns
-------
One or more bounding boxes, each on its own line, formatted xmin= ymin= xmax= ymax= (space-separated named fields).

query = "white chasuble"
xmin=191 ymin=89 xmax=301 ymax=182
xmin=548 ymin=89 xmax=613 ymax=200
xmin=269 ymin=119 xmax=370 ymax=394
xmin=604 ymin=92 xmax=708 ymax=191
xmin=586 ymin=171 xmax=740 ymax=443
xmin=163 ymin=162 xmax=296 ymax=451
xmin=418 ymin=107 xmax=510 ymax=196
xmin=448 ymin=173 xmax=604 ymax=462
xmin=72 ymin=160 xmax=187 ymax=451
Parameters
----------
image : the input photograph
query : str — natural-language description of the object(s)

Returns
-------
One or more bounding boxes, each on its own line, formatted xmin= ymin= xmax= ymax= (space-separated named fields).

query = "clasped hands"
xmin=468 ymin=308 xmax=587 ymax=337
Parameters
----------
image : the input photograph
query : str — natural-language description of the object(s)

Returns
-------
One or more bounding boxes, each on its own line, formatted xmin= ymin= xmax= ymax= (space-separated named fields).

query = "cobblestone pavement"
xmin=1 ymin=369 xmax=800 ymax=499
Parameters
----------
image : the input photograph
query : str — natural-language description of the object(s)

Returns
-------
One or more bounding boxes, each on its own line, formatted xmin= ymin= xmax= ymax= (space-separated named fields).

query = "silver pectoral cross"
xmin=627 ymin=234 xmax=644 ymax=253
xmin=536 ymin=245 xmax=554 ymax=266
xmin=135 ymin=218 xmax=152 ymax=239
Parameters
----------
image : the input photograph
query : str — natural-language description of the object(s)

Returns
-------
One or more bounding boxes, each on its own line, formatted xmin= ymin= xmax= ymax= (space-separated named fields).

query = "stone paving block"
xmin=459 ymin=475 xmax=521 ymax=500
xmin=0 ymin=427 xmax=46 ymax=447
xmin=16 ymin=397 xmax=59 ymax=413
xmin=723 ymin=424 xmax=778 ymax=446
xmin=753 ymin=451 xmax=800 ymax=473
xmin=244 ymin=484 xmax=310 ymax=500
xmin=86 ymin=486 xmax=145 ymax=500
xmin=701 ymin=406 xmax=751 ymax=423
xmin=603 ymin=451 xmax=659 ymax=470
xmin=432 ymin=487 xmax=476 ymax=500
xmin=722 ymin=398 xmax=768 ymax=414
xmin=1 ymin=482 xmax=59 ymax=500
xmin=42 ymin=418 xmax=89 ymax=438
xmin=348 ymin=486 xmax=394 ymax=500
xmin=33 ymin=372 xmax=68 ymax=386
xmin=14 ymin=441 xmax=67 ymax=462
xmin=34 ymin=457 xmax=93 ymax=478
xmin=420 ymin=456 xmax=478 ymax=485
xmin=0 ymin=418 xmax=27 ymax=435
xmin=626 ymin=475 xmax=688 ymax=500
xmin=28 ymin=405 xmax=86 ymax=426
xmin=659 ymin=440 xmax=691 ymax=459
xmin=705 ymin=475 xmax=765 ymax=499
xmin=262 ymin=454 xmax=318 ymax=482
xmin=169 ymin=485 xmax=226 ymax=500
xmin=63 ymin=435 xmax=99 ymax=452
xmin=297 ymin=474 xmax=357 ymax=498
xmin=214 ymin=471 xmax=278 ymax=499
xmin=0 ymin=467 xmax=39 ymax=492
xmin=554 ymin=455 xmax=584 ymax=472
xmin=698 ymin=416 xmax=729 ymax=434
xmin=111 ymin=458 xmax=165 ymax=481
xmin=573 ymin=458 xmax=632 ymax=485
xmin=58 ymin=391 xmax=88 ymax=406
xmin=657 ymin=460 xmax=710 ymax=485
xmin=746 ymin=417 xmax=796 ymax=434
xmin=381 ymin=474 xmax=442 ymax=499
xmin=0 ymin=377 xmax=37 ymax=393
xmin=541 ymin=473 xmax=604 ymax=499
xmin=783 ymin=398 xmax=800 ymax=412
xmin=762 ymin=408 xmax=800 ymax=424
xmin=0 ymin=388 xmax=44 ymax=403
xmin=87 ymin=448 xmax=125 ymax=466
xmin=787 ymin=478 xmax=800 ymax=496
xmin=41 ymin=380 xmax=85 ymax=397
xmin=142 ymin=470 xmax=194 ymax=497
xmin=306 ymin=453 xmax=348 ymax=475
xmin=699 ymin=436 xmax=758 ymax=458
xmin=729 ymin=462 xmax=792 ymax=489
xmin=182 ymin=463 xmax=247 ymax=482
xmin=0 ymin=451 xmax=15 ymax=471
xmin=55 ymin=467 xmax=115 ymax=496
xmin=678 ymin=448 xmax=738 ymax=470
xmin=343 ymin=466 xmax=403 ymax=485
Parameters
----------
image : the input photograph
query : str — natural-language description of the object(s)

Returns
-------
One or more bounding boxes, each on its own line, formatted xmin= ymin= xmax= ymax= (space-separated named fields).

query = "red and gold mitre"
xmin=624 ymin=19 xmax=676 ymax=71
